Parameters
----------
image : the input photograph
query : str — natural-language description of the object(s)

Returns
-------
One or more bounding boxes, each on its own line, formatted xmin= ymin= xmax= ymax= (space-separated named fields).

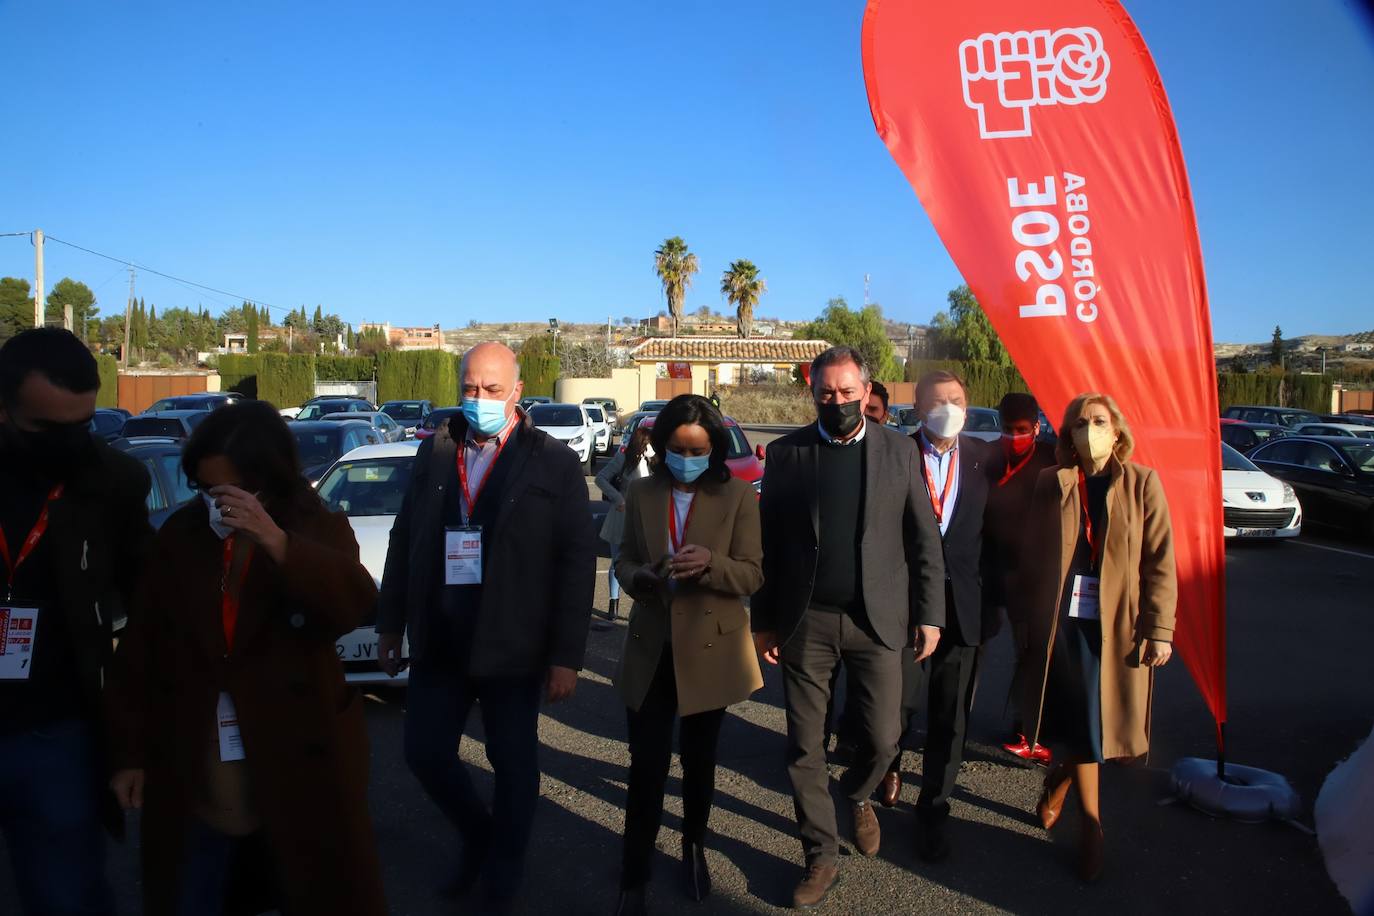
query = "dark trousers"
xmin=622 ymin=647 xmax=726 ymax=889
xmin=0 ymin=718 xmax=113 ymax=916
xmin=781 ymin=608 xmax=901 ymax=866
xmin=894 ymin=602 xmax=980 ymax=823
xmin=174 ymin=821 xmax=281 ymax=916
xmin=404 ymin=660 xmax=543 ymax=892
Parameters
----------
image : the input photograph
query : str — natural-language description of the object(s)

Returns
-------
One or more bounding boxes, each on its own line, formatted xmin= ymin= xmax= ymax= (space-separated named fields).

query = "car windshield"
xmin=1279 ymin=412 xmax=1317 ymax=426
xmin=421 ymin=408 xmax=461 ymax=429
xmin=966 ymin=408 xmax=1000 ymax=431
xmin=530 ymin=405 xmax=583 ymax=427
xmin=1338 ymin=443 xmax=1374 ymax=472
xmin=317 ymin=458 xmax=414 ymax=517
xmin=639 ymin=401 xmax=668 ymax=412
xmin=291 ymin=428 xmax=342 ymax=467
xmin=382 ymin=403 xmax=425 ymax=421
xmin=585 ymin=407 xmax=604 ymax=422
xmin=898 ymin=408 xmax=922 ymax=426
xmin=726 ymin=426 xmax=751 ymax=460
xmin=122 ymin=417 xmax=184 ymax=438
xmin=1222 ymin=442 xmax=1259 ymax=472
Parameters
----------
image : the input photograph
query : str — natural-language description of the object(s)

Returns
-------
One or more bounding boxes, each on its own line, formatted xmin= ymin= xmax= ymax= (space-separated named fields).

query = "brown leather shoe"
xmin=852 ymin=801 xmax=880 ymax=857
xmin=878 ymin=770 xmax=901 ymax=808
xmin=1078 ymin=822 xmax=1105 ymax=883
xmin=1036 ymin=766 xmax=1072 ymax=830
xmin=792 ymin=862 xmax=840 ymax=909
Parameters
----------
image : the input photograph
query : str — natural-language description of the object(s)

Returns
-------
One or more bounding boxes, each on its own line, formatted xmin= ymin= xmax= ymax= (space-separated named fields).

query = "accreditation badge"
xmin=217 ymin=691 xmax=246 ymax=762
xmin=445 ymin=526 xmax=483 ymax=586
xmin=1067 ymin=575 xmax=1100 ymax=620
xmin=0 ymin=606 xmax=39 ymax=680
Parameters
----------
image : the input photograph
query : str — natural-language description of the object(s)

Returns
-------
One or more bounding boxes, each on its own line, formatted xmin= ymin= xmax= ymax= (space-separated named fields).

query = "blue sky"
xmin=2 ymin=0 xmax=1371 ymax=342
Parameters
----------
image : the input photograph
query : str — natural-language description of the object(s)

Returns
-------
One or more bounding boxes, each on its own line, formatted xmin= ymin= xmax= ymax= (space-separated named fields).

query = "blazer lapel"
xmin=862 ymin=427 xmax=882 ymax=541
xmin=944 ymin=437 xmax=981 ymax=535
xmin=639 ymin=475 xmax=670 ymax=564
xmin=681 ymin=479 xmax=726 ymax=551
xmin=491 ymin=424 xmax=536 ymax=532
xmin=801 ymin=435 xmax=820 ymax=541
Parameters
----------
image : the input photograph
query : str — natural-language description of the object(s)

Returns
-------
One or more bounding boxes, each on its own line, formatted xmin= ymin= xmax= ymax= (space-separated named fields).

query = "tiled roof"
xmin=630 ymin=337 xmax=832 ymax=363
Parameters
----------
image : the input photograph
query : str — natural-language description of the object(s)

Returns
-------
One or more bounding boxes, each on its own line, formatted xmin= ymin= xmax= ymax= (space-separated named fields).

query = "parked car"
xmin=303 ymin=393 xmax=376 ymax=409
xmin=583 ymin=405 xmax=613 ymax=455
xmin=379 ymin=399 xmax=433 ymax=437
xmin=142 ymin=392 xmax=242 ymax=413
xmin=1290 ymin=422 xmax=1374 ymax=440
xmin=1219 ymin=419 xmax=1288 ymax=455
xmin=109 ymin=437 xmax=199 ymax=531
xmin=314 ymin=441 xmax=422 ymax=686
xmin=1322 ymin=413 xmax=1374 ymax=428
xmin=961 ymin=407 xmax=1002 ymax=442
xmin=896 ymin=407 xmax=923 ymax=437
xmin=89 ymin=408 xmax=129 ymax=442
xmin=1250 ymin=436 xmax=1374 ymax=538
xmin=118 ymin=410 xmax=212 ymax=441
xmin=290 ymin=420 xmax=383 ymax=483
xmin=582 ymin=397 xmax=620 ymax=428
xmin=322 ymin=410 xmax=406 ymax=443
xmin=1221 ymin=442 xmax=1301 ymax=539
xmin=415 ymin=406 xmax=461 ymax=440
xmin=529 ymin=403 xmax=595 ymax=474
xmin=888 ymin=403 xmax=912 ymax=428
xmin=633 ymin=414 xmax=766 ymax=496
xmin=293 ymin=398 xmax=375 ymax=421
xmin=617 ymin=400 xmax=671 ymax=437
xmin=1221 ymin=405 xmax=1322 ymax=428
xmin=518 ymin=396 xmax=553 ymax=412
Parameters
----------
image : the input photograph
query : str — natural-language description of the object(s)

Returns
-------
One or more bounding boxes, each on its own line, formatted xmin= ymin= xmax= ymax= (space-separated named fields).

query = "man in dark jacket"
xmin=0 ymin=328 xmax=152 ymax=915
xmin=752 ymin=346 xmax=945 ymax=909
xmin=377 ymin=342 xmax=596 ymax=914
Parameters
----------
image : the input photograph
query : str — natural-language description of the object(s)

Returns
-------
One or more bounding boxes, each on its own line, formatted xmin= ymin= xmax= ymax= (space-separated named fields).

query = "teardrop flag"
xmin=862 ymin=0 xmax=1226 ymax=740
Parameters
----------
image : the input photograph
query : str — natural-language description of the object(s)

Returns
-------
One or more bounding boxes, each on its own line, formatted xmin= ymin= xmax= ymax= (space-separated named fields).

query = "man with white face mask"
xmin=881 ymin=370 xmax=998 ymax=864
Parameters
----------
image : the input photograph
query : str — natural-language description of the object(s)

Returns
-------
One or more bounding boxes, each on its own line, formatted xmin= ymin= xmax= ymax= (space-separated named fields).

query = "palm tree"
xmin=654 ymin=237 xmax=699 ymax=337
xmin=721 ymin=259 xmax=767 ymax=339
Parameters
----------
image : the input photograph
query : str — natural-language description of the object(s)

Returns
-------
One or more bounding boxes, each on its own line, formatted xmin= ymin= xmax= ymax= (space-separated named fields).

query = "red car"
xmin=631 ymin=415 xmax=766 ymax=496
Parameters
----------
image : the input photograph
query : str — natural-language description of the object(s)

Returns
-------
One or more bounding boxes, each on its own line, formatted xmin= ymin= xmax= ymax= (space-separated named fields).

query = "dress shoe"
xmin=437 ymin=849 xmax=487 ymax=900
xmin=682 ymin=839 xmax=711 ymax=902
xmin=917 ymin=815 xmax=951 ymax=863
xmin=1036 ymin=766 xmax=1072 ymax=831
xmin=791 ymin=862 xmax=840 ymax=910
xmin=851 ymin=801 xmax=881 ymax=857
xmin=1003 ymin=734 xmax=1053 ymax=764
xmin=1078 ymin=822 xmax=1105 ymax=883
xmin=614 ymin=885 xmax=648 ymax=916
xmin=878 ymin=770 xmax=902 ymax=808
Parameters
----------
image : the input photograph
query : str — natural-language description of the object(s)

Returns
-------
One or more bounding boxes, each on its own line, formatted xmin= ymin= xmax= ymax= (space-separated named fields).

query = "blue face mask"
xmin=665 ymin=451 xmax=710 ymax=484
xmin=462 ymin=396 xmax=510 ymax=437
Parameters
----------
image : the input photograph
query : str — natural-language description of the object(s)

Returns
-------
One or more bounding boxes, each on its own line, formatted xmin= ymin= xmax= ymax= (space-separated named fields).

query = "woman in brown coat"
xmin=1014 ymin=392 xmax=1177 ymax=883
xmin=612 ymin=395 xmax=763 ymax=915
xmin=106 ymin=401 xmax=386 ymax=916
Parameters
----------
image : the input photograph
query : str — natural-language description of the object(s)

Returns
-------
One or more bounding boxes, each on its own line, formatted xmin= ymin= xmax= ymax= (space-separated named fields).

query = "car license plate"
xmin=1235 ymin=527 xmax=1276 ymax=538
xmin=335 ymin=631 xmax=379 ymax=661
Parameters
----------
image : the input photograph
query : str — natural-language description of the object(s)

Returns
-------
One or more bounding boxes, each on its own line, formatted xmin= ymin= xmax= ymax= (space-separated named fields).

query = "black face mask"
xmin=816 ymin=399 xmax=864 ymax=439
xmin=0 ymin=420 xmax=95 ymax=479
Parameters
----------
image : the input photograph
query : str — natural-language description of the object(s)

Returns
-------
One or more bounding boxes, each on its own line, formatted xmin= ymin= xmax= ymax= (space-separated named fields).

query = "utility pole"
xmin=606 ymin=315 xmax=612 ymax=359
xmin=864 ymin=273 xmax=871 ymax=307
xmin=122 ymin=267 xmax=135 ymax=367
xmin=33 ymin=229 xmax=44 ymax=327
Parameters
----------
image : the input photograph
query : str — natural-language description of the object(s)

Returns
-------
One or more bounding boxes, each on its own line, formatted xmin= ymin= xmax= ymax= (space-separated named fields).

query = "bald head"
xmin=460 ymin=342 xmax=523 ymax=430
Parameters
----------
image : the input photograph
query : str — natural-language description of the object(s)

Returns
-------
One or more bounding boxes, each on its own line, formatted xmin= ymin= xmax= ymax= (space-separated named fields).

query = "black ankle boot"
xmin=608 ymin=597 xmax=621 ymax=619
xmin=614 ymin=885 xmax=647 ymax=915
xmin=681 ymin=839 xmax=711 ymax=902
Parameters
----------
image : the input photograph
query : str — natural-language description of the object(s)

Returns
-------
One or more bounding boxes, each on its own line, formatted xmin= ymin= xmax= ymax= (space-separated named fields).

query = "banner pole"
xmin=1216 ymin=722 xmax=1226 ymax=781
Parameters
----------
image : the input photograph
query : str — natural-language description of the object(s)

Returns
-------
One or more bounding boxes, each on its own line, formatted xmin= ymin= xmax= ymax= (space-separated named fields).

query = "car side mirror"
xmin=756 ymin=444 xmax=766 ymax=461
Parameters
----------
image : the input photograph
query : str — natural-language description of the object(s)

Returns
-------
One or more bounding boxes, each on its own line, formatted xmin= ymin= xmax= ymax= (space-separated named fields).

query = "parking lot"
xmin=9 ymin=426 xmax=1370 ymax=914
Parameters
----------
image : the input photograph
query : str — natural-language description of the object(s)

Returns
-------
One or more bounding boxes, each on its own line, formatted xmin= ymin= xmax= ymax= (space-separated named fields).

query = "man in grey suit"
xmin=752 ymin=346 xmax=945 ymax=909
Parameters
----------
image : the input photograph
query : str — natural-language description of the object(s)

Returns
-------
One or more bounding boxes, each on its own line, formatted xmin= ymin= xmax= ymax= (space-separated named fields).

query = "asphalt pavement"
xmin=10 ymin=426 xmax=1370 ymax=915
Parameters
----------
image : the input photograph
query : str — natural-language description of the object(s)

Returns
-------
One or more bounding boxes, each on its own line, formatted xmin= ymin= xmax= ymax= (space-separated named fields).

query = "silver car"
xmin=322 ymin=411 xmax=407 ymax=443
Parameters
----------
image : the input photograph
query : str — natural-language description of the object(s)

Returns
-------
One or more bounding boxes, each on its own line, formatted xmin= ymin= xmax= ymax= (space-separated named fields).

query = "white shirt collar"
xmin=920 ymin=429 xmax=959 ymax=457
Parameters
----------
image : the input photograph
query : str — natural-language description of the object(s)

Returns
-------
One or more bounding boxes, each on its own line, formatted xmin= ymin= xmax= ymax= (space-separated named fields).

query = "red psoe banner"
xmin=863 ymin=0 xmax=1226 ymax=739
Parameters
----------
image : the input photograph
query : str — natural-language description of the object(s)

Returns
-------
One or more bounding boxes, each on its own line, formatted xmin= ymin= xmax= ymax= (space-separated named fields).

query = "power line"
xmin=42 ymin=234 xmax=291 ymax=314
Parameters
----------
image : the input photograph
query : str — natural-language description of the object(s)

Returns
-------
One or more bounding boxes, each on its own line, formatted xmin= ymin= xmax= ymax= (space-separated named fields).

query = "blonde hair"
xmin=1055 ymin=392 xmax=1135 ymax=468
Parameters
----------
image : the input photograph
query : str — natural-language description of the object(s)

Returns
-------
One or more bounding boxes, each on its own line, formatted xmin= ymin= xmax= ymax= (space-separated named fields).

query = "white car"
xmin=584 ymin=405 xmax=613 ymax=456
xmin=1291 ymin=423 xmax=1374 ymax=440
xmin=529 ymin=402 xmax=595 ymax=473
xmin=314 ymin=440 xmax=421 ymax=685
xmin=1222 ymin=441 xmax=1302 ymax=539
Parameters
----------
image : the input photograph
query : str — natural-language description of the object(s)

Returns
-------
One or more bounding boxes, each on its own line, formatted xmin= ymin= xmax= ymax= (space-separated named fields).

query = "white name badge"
xmin=1068 ymin=575 xmax=1101 ymax=620
xmin=445 ymin=526 xmax=483 ymax=586
xmin=0 ymin=606 xmax=39 ymax=680
xmin=217 ymin=691 xmax=245 ymax=762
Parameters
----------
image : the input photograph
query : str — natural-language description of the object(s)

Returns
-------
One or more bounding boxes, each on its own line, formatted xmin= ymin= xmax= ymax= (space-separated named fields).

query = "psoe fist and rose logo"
xmin=959 ymin=27 xmax=1110 ymax=139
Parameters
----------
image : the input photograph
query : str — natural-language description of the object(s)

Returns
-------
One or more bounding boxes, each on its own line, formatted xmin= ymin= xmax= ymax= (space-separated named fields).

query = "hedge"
xmin=96 ymin=355 xmax=118 ymax=408
xmin=1217 ymin=371 xmax=1331 ymax=413
xmin=377 ymin=350 xmax=458 ymax=405
xmin=218 ymin=353 xmax=259 ymax=399
xmin=258 ymin=353 xmax=316 ymax=409
xmin=316 ymin=355 xmax=375 ymax=382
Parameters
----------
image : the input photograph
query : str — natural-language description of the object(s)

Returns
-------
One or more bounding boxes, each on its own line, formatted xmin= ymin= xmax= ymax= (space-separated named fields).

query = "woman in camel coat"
xmin=611 ymin=394 xmax=763 ymax=915
xmin=1014 ymin=392 xmax=1177 ymax=883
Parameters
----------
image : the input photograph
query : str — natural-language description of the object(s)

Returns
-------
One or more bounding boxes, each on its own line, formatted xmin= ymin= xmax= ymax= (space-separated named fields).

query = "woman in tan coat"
xmin=612 ymin=395 xmax=763 ymax=915
xmin=106 ymin=401 xmax=385 ymax=916
xmin=1015 ymin=392 xmax=1177 ymax=883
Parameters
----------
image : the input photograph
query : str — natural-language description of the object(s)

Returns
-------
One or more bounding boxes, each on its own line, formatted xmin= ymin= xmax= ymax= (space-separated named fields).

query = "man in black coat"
xmin=377 ymin=342 xmax=596 ymax=914
xmin=752 ymin=346 xmax=945 ymax=909
xmin=0 ymin=328 xmax=152 ymax=915
xmin=881 ymin=370 xmax=1000 ymax=863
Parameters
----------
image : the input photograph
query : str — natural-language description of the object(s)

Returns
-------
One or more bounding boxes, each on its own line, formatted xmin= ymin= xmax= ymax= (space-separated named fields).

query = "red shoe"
xmin=1003 ymin=735 xmax=1053 ymax=765
xmin=1027 ymin=743 xmax=1052 ymax=764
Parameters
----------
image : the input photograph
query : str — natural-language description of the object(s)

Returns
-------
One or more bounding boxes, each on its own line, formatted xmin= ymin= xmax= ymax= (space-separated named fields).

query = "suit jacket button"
xmin=289 ymin=613 xmax=306 ymax=629
xmin=705 ymin=642 xmax=713 ymax=648
xmin=705 ymin=609 xmax=713 ymax=615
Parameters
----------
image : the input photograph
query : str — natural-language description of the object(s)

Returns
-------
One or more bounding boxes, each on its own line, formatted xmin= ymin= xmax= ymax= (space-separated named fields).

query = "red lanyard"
xmin=456 ymin=426 xmax=512 ymax=522
xmin=920 ymin=450 xmax=958 ymax=524
xmin=220 ymin=536 xmax=254 ymax=651
xmin=1077 ymin=470 xmax=1102 ymax=572
xmin=997 ymin=443 xmax=1035 ymax=487
xmin=0 ymin=484 xmax=63 ymax=601
xmin=667 ymin=491 xmax=696 ymax=554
